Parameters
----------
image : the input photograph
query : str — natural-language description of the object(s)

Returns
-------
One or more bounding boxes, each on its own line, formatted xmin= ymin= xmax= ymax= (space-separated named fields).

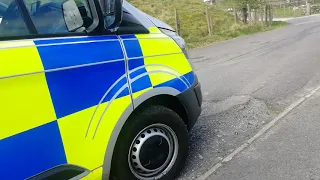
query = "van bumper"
xmin=177 ymin=74 xmax=202 ymax=130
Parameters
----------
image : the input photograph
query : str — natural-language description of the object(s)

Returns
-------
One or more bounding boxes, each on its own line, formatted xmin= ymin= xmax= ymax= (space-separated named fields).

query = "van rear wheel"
xmin=110 ymin=106 xmax=188 ymax=180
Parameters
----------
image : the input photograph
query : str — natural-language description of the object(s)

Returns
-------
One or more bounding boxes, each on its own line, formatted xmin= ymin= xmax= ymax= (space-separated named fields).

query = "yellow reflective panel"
xmin=81 ymin=167 xmax=103 ymax=180
xmin=144 ymin=54 xmax=192 ymax=86
xmin=0 ymin=73 xmax=57 ymax=140
xmin=137 ymin=37 xmax=182 ymax=56
xmin=132 ymin=87 xmax=152 ymax=99
xmin=0 ymin=41 xmax=43 ymax=78
xmin=147 ymin=69 xmax=176 ymax=87
xmin=149 ymin=27 xmax=162 ymax=33
xmin=135 ymin=33 xmax=168 ymax=39
xmin=58 ymin=95 xmax=132 ymax=170
xmin=0 ymin=41 xmax=56 ymax=140
xmin=136 ymin=33 xmax=192 ymax=86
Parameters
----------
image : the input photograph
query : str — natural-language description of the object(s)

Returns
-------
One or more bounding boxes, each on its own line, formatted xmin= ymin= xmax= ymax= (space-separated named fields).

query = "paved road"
xmin=208 ymin=86 xmax=320 ymax=180
xmin=178 ymin=14 xmax=320 ymax=179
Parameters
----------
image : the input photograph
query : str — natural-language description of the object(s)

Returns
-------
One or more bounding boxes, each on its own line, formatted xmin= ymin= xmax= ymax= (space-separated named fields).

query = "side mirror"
xmin=102 ymin=0 xmax=123 ymax=32
xmin=0 ymin=16 xmax=2 ymax=24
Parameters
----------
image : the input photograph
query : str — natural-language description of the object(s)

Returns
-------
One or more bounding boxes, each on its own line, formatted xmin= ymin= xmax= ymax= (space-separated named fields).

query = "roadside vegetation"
xmin=188 ymin=21 xmax=287 ymax=48
xmin=129 ymin=0 xmax=287 ymax=48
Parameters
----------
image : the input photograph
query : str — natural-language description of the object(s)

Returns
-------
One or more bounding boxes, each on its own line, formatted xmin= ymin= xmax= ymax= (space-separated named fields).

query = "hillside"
xmin=128 ymin=0 xmax=287 ymax=48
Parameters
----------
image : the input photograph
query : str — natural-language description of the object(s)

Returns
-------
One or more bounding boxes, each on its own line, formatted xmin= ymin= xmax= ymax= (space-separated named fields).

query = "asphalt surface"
xmin=178 ymin=14 xmax=320 ymax=180
xmin=208 ymin=85 xmax=320 ymax=180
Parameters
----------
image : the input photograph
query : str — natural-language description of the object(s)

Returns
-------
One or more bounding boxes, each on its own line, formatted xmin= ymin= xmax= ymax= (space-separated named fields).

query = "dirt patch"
xmin=177 ymin=96 xmax=276 ymax=180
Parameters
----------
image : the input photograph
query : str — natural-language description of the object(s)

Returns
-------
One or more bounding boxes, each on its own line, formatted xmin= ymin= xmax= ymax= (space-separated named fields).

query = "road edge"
xmin=196 ymin=84 xmax=320 ymax=180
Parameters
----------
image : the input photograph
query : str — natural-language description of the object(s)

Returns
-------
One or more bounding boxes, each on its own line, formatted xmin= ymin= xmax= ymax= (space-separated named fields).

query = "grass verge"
xmin=129 ymin=0 xmax=288 ymax=48
xmin=188 ymin=21 xmax=288 ymax=48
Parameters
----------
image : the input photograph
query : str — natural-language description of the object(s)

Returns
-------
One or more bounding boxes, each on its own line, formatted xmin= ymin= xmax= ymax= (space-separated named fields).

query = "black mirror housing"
xmin=104 ymin=0 xmax=123 ymax=32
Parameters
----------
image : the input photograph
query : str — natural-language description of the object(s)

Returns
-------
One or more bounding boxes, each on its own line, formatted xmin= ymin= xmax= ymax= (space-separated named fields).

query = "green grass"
xmin=129 ymin=0 xmax=288 ymax=48
xmin=187 ymin=21 xmax=288 ymax=48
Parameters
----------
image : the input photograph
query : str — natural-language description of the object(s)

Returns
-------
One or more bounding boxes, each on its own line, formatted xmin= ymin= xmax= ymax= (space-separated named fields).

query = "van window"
xmin=0 ymin=0 xmax=30 ymax=37
xmin=24 ymin=0 xmax=93 ymax=34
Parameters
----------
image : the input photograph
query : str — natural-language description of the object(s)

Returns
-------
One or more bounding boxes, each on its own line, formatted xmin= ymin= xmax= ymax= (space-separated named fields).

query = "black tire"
xmin=110 ymin=105 xmax=189 ymax=180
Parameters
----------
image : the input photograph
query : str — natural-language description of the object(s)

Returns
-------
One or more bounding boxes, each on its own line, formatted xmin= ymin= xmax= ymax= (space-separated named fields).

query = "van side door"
xmin=0 ymin=0 xmax=63 ymax=179
xmin=0 ymin=0 xmax=132 ymax=179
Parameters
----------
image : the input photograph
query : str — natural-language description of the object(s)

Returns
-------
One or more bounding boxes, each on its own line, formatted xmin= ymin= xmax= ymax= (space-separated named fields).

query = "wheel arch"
xmin=102 ymin=87 xmax=189 ymax=180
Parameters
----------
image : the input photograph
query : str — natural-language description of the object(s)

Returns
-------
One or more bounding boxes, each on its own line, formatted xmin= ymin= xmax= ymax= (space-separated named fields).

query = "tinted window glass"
xmin=24 ymin=0 xmax=93 ymax=34
xmin=0 ymin=2 xmax=8 ymax=16
xmin=0 ymin=0 xmax=30 ymax=37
